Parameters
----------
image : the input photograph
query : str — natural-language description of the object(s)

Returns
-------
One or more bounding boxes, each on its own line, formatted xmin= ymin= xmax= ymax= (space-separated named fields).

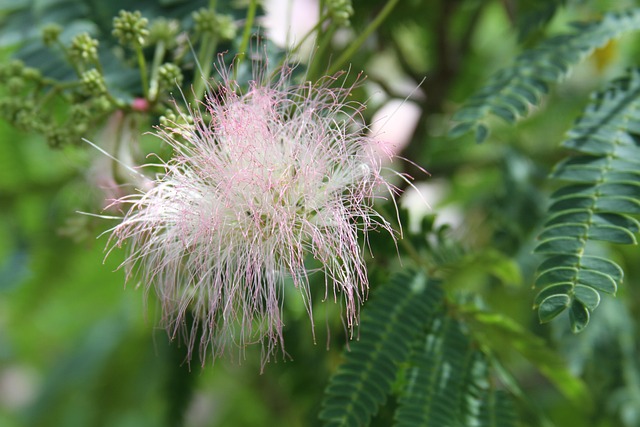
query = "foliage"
xmin=533 ymin=67 xmax=640 ymax=332
xmin=320 ymin=270 xmax=518 ymax=427
xmin=319 ymin=270 xmax=443 ymax=426
xmin=450 ymin=7 xmax=640 ymax=142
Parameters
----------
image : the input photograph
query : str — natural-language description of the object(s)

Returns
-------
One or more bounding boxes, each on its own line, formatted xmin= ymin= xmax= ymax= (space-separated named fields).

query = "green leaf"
xmin=551 ymin=182 xmax=640 ymax=199
xmin=593 ymin=213 xmax=640 ymax=233
xmin=475 ymin=124 xmax=489 ymax=143
xmin=595 ymin=195 xmax=640 ymax=214
xmin=534 ymin=237 xmax=584 ymax=254
xmin=578 ymin=269 xmax=617 ymax=294
xmin=580 ymin=256 xmax=624 ymax=282
xmin=569 ymin=300 xmax=590 ymax=333
xmin=395 ymin=314 xmax=518 ymax=427
xmin=319 ymin=270 xmax=443 ymax=427
xmin=533 ymin=67 xmax=640 ymax=332
xmin=573 ymin=285 xmax=600 ymax=310
xmin=549 ymin=196 xmax=595 ymax=212
xmin=538 ymin=223 xmax=586 ymax=240
xmin=448 ymin=8 xmax=640 ymax=139
xmin=533 ymin=283 xmax=573 ymax=307
xmin=587 ymin=224 xmax=636 ymax=244
xmin=449 ymin=122 xmax=476 ymax=138
xmin=535 ymin=267 xmax=577 ymax=287
xmin=539 ymin=294 xmax=571 ymax=323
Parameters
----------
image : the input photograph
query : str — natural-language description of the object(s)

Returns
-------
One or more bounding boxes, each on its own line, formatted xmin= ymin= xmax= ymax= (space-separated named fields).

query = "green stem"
xmin=278 ymin=14 xmax=330 ymax=69
xmin=148 ymin=41 xmax=166 ymax=102
xmin=135 ymin=44 xmax=149 ymax=98
xmin=317 ymin=0 xmax=326 ymax=42
xmin=305 ymin=22 xmax=337 ymax=81
xmin=192 ymin=35 xmax=217 ymax=102
xmin=35 ymin=80 xmax=118 ymax=113
xmin=55 ymin=41 xmax=82 ymax=78
xmin=236 ymin=0 xmax=258 ymax=69
xmin=328 ymin=0 xmax=400 ymax=74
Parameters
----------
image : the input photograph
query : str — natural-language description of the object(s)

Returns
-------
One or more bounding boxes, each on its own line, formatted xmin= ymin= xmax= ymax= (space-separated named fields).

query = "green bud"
xmin=21 ymin=67 xmax=42 ymax=81
xmin=327 ymin=0 xmax=354 ymax=26
xmin=158 ymin=113 xmax=175 ymax=127
xmin=159 ymin=109 xmax=194 ymax=128
xmin=7 ymin=59 xmax=25 ymax=76
xmin=14 ymin=109 xmax=35 ymax=131
xmin=193 ymin=8 xmax=216 ymax=35
xmin=7 ymin=77 xmax=25 ymax=93
xmin=158 ymin=63 xmax=183 ymax=88
xmin=91 ymin=95 xmax=113 ymax=113
xmin=0 ymin=98 xmax=19 ymax=122
xmin=149 ymin=18 xmax=180 ymax=46
xmin=46 ymin=127 xmax=71 ymax=148
xmin=215 ymin=14 xmax=237 ymax=41
xmin=70 ymin=104 xmax=91 ymax=121
xmin=73 ymin=122 xmax=89 ymax=135
xmin=81 ymin=69 xmax=107 ymax=96
xmin=69 ymin=33 xmax=99 ymax=63
xmin=193 ymin=9 xmax=237 ymax=40
xmin=42 ymin=23 xmax=63 ymax=46
xmin=113 ymin=10 xmax=149 ymax=47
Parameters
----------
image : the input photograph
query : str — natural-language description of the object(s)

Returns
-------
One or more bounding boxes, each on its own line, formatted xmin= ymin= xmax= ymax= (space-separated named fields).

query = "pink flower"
xmin=107 ymin=60 xmax=398 ymax=365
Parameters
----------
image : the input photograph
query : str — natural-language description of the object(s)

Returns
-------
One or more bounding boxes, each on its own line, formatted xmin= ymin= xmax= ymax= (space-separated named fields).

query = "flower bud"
xmin=69 ymin=33 xmax=99 ymax=63
xmin=327 ymin=0 xmax=354 ymax=26
xmin=42 ymin=23 xmax=62 ymax=46
xmin=193 ymin=8 xmax=237 ymax=40
xmin=158 ymin=63 xmax=183 ymax=89
xmin=112 ymin=10 xmax=149 ymax=47
xmin=81 ymin=69 xmax=107 ymax=96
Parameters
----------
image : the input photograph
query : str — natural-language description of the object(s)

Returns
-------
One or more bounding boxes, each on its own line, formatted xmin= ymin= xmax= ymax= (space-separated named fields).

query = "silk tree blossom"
xmin=107 ymin=61 xmax=400 ymax=365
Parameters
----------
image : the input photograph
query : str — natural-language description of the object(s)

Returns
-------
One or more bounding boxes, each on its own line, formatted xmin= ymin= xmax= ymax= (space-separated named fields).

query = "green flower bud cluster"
xmin=159 ymin=108 xmax=194 ymax=131
xmin=12 ymin=100 xmax=38 ymax=131
xmin=0 ymin=60 xmax=45 ymax=132
xmin=327 ymin=0 xmax=354 ymax=26
xmin=193 ymin=8 xmax=237 ymax=40
xmin=0 ymin=59 xmax=40 ymax=89
xmin=158 ymin=108 xmax=176 ymax=127
xmin=42 ymin=23 xmax=63 ymax=46
xmin=158 ymin=63 xmax=183 ymax=89
xmin=68 ymin=105 xmax=92 ymax=135
xmin=0 ymin=58 xmax=114 ymax=147
xmin=113 ymin=10 xmax=149 ymax=47
xmin=69 ymin=33 xmax=99 ymax=63
xmin=45 ymin=126 xmax=72 ymax=148
xmin=42 ymin=94 xmax=114 ymax=148
xmin=149 ymin=18 xmax=180 ymax=47
xmin=7 ymin=4 xmax=246 ymax=150
xmin=81 ymin=69 xmax=107 ymax=96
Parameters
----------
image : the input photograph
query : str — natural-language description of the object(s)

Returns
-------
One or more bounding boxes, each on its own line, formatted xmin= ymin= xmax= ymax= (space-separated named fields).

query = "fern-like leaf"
xmin=449 ymin=8 xmax=640 ymax=142
xmin=477 ymin=390 xmax=519 ymax=427
xmin=394 ymin=315 xmax=517 ymax=427
xmin=515 ymin=0 xmax=567 ymax=42
xmin=533 ymin=68 xmax=640 ymax=332
xmin=319 ymin=270 xmax=442 ymax=427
